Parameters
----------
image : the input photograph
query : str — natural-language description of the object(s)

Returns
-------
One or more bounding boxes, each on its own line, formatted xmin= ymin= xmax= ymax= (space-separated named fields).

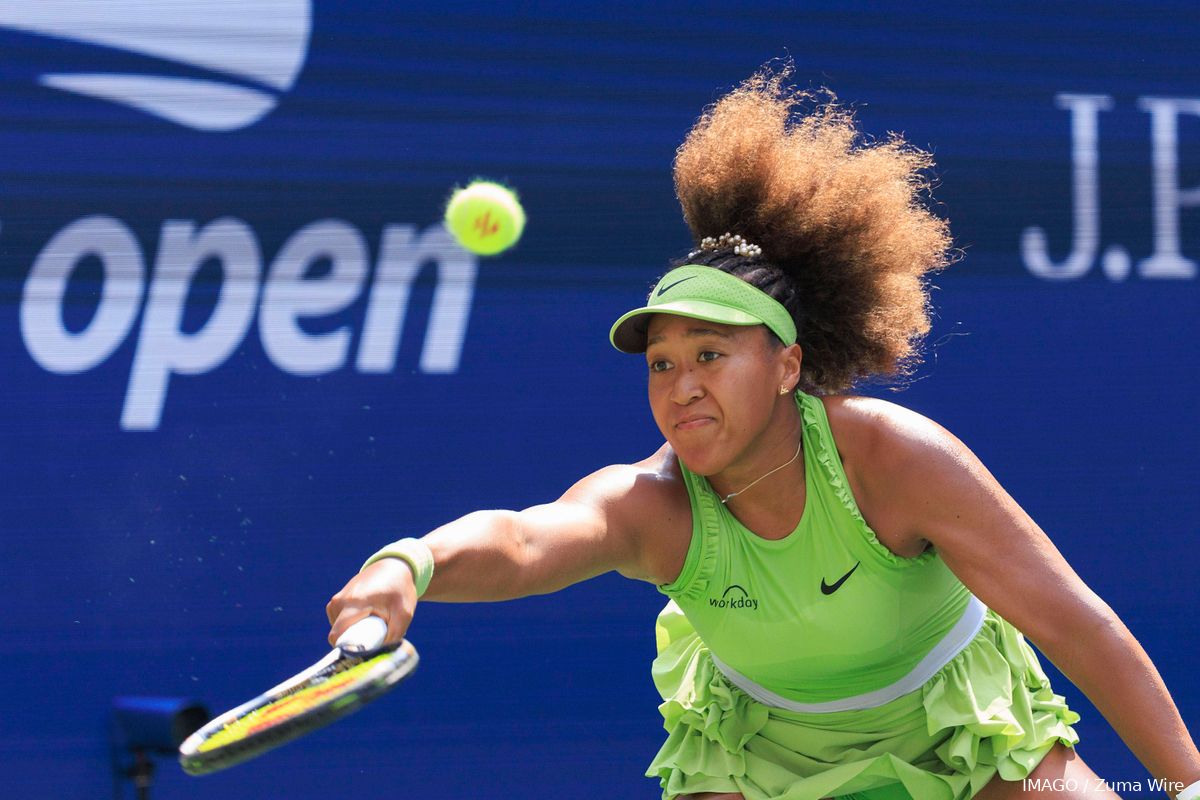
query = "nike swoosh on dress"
xmin=820 ymin=561 xmax=860 ymax=595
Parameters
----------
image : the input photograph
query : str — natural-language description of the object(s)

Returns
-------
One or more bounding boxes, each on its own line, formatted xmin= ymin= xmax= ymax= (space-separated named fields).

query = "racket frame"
xmin=178 ymin=619 xmax=416 ymax=776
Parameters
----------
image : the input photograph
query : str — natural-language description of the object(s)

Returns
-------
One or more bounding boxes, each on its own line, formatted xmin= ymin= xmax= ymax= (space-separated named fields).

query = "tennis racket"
xmin=178 ymin=616 xmax=418 ymax=776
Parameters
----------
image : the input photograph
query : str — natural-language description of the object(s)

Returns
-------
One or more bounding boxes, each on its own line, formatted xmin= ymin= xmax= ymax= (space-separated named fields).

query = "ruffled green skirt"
xmin=646 ymin=601 xmax=1081 ymax=800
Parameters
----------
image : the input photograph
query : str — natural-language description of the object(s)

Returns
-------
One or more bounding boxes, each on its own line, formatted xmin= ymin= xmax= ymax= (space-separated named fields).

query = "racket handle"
xmin=336 ymin=615 xmax=388 ymax=652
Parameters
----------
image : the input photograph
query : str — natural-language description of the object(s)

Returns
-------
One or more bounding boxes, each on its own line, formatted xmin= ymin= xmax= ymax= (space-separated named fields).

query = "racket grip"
xmin=336 ymin=615 xmax=389 ymax=651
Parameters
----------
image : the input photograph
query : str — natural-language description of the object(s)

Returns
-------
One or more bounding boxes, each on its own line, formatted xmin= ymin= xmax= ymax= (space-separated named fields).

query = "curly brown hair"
xmin=671 ymin=63 xmax=956 ymax=394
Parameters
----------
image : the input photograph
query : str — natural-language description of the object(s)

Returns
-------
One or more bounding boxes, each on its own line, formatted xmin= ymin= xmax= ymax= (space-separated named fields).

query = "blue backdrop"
xmin=1 ymin=2 xmax=1197 ymax=798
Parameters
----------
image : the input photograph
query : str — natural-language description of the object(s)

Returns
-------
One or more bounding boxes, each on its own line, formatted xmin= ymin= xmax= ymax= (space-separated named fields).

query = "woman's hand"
xmin=326 ymin=558 xmax=418 ymax=647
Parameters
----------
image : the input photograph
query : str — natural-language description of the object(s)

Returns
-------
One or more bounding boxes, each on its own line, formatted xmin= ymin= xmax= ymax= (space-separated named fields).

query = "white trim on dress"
xmin=710 ymin=594 xmax=988 ymax=713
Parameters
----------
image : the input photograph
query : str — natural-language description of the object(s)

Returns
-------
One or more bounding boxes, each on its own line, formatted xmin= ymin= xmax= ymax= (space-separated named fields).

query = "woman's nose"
xmin=670 ymin=366 xmax=704 ymax=404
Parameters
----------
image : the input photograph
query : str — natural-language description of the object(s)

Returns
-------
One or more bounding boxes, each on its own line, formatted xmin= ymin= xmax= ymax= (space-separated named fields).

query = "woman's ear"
xmin=780 ymin=342 xmax=803 ymax=392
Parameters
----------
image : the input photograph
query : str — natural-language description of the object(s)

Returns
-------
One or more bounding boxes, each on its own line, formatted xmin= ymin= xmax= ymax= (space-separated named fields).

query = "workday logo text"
xmin=710 ymin=585 xmax=759 ymax=612
xmin=0 ymin=0 xmax=311 ymax=130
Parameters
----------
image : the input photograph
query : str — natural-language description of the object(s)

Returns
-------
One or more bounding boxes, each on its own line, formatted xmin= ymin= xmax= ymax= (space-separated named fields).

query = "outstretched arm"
xmin=861 ymin=401 xmax=1200 ymax=796
xmin=326 ymin=460 xmax=669 ymax=645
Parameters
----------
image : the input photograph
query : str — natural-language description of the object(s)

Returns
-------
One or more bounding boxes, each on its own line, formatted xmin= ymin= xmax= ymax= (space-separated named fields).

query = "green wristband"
xmin=361 ymin=537 xmax=435 ymax=598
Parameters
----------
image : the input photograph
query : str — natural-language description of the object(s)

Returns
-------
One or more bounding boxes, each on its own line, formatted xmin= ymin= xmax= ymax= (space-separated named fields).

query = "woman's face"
xmin=644 ymin=314 xmax=795 ymax=477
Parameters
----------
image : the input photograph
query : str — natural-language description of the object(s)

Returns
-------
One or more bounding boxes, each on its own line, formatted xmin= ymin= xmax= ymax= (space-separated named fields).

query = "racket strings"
xmin=276 ymin=649 xmax=371 ymax=700
xmin=179 ymin=640 xmax=417 ymax=775
xmin=197 ymin=653 xmax=386 ymax=752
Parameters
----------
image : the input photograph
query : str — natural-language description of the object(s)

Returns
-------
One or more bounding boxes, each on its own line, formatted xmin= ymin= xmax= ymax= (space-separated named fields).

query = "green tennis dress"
xmin=645 ymin=391 xmax=1080 ymax=800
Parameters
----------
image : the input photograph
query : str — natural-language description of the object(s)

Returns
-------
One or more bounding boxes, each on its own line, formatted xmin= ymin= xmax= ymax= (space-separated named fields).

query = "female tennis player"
xmin=326 ymin=67 xmax=1200 ymax=800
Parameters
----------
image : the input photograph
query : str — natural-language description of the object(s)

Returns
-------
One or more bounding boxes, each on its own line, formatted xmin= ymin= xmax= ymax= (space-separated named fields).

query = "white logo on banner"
xmin=20 ymin=219 xmax=479 ymax=431
xmin=0 ymin=0 xmax=311 ymax=130
xmin=1022 ymin=93 xmax=1199 ymax=281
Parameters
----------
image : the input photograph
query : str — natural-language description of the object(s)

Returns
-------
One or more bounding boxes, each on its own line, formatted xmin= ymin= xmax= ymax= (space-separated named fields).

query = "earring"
xmin=779 ymin=385 xmax=789 ymax=396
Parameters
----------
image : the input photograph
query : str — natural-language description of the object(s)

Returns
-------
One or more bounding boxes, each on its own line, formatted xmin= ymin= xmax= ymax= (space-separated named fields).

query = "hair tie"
xmin=688 ymin=232 xmax=762 ymax=260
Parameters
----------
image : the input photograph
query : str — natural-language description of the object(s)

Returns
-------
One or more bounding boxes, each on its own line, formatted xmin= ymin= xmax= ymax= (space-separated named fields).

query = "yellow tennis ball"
xmin=443 ymin=180 xmax=526 ymax=256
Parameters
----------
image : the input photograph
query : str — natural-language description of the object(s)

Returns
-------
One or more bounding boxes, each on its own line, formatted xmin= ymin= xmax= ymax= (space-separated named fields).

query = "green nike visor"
xmin=609 ymin=265 xmax=797 ymax=353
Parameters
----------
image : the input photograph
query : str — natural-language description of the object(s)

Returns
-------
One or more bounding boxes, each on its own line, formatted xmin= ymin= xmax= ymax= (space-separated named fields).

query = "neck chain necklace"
xmin=718 ymin=436 xmax=803 ymax=505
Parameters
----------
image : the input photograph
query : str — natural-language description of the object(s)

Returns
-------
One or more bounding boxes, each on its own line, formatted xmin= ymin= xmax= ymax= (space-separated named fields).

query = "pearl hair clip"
xmin=689 ymin=232 xmax=763 ymax=260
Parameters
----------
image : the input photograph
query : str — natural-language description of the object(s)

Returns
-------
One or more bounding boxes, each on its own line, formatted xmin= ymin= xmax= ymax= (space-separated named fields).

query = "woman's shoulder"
xmin=549 ymin=446 xmax=693 ymax=585
xmin=818 ymin=394 xmax=963 ymax=559
xmin=819 ymin=393 xmax=955 ymax=462
xmin=619 ymin=442 xmax=693 ymax=523
xmin=565 ymin=444 xmax=692 ymax=533
xmin=600 ymin=444 xmax=694 ymax=584
xmin=579 ymin=442 xmax=688 ymax=502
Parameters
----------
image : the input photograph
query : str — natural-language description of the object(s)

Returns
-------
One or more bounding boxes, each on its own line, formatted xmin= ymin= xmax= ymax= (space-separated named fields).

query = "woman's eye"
xmin=699 ymin=351 xmax=721 ymax=362
xmin=649 ymin=360 xmax=670 ymax=373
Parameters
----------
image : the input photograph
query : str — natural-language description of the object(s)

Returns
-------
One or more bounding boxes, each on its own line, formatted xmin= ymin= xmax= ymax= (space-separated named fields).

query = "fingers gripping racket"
xmin=179 ymin=617 xmax=418 ymax=776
